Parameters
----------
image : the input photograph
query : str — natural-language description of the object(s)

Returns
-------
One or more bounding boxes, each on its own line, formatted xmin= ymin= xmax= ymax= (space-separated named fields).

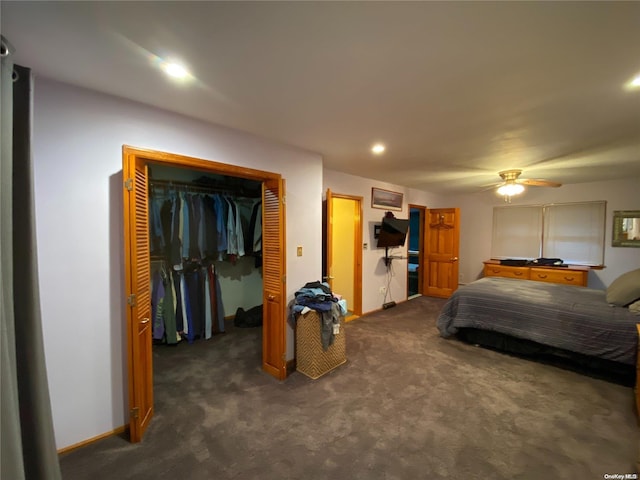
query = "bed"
xmin=437 ymin=275 xmax=640 ymax=384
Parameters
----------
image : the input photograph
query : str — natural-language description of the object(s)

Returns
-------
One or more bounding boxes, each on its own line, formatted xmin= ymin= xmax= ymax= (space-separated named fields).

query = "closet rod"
xmin=148 ymin=179 xmax=261 ymax=197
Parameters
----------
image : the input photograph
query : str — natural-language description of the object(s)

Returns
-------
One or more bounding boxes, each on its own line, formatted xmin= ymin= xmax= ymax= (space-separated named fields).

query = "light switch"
xmin=297 ymin=246 xmax=303 ymax=256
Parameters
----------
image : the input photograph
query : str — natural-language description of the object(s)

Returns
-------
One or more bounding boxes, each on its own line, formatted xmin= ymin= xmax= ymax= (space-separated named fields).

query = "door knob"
xmin=140 ymin=318 xmax=150 ymax=325
xmin=451 ymin=257 xmax=458 ymax=262
xmin=267 ymin=294 xmax=275 ymax=301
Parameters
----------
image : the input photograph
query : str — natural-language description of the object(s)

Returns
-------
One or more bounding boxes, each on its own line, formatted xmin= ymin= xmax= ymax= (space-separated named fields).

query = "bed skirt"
xmin=455 ymin=327 xmax=635 ymax=387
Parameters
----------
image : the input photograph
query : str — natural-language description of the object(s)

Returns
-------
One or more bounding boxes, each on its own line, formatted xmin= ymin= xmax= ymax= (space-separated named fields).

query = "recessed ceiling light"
xmin=160 ymin=61 xmax=190 ymax=79
xmin=371 ymin=143 xmax=385 ymax=154
xmin=624 ymin=73 xmax=640 ymax=90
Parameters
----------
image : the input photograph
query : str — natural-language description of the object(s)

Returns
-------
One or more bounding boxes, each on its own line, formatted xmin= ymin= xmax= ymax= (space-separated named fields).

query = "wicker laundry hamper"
xmin=295 ymin=310 xmax=346 ymax=379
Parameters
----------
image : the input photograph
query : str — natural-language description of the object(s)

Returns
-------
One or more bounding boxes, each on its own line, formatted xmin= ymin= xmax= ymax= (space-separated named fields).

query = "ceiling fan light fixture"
xmin=497 ymin=183 xmax=524 ymax=196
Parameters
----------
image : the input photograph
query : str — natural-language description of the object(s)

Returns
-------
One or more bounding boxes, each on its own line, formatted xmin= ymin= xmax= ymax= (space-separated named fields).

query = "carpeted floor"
xmin=60 ymin=296 xmax=639 ymax=479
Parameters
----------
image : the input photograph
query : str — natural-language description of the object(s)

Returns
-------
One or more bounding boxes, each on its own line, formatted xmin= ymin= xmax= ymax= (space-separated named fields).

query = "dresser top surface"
xmin=484 ymin=259 xmax=590 ymax=272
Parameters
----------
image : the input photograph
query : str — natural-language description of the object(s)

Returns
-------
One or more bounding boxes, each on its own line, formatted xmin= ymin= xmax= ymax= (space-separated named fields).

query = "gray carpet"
xmin=60 ymin=296 xmax=639 ymax=479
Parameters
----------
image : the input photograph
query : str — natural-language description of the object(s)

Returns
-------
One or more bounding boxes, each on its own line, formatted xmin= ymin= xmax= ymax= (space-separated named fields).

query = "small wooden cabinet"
xmin=483 ymin=260 xmax=589 ymax=287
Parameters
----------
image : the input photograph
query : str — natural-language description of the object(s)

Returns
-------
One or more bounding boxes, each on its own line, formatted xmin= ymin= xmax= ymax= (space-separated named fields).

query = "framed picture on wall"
xmin=371 ymin=187 xmax=403 ymax=211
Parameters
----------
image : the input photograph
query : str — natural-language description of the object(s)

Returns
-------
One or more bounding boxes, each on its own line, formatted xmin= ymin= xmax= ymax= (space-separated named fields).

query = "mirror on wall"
xmin=612 ymin=210 xmax=640 ymax=247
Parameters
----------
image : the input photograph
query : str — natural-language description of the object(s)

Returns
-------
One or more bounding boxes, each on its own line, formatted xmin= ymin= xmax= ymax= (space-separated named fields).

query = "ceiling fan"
xmin=494 ymin=169 xmax=562 ymax=200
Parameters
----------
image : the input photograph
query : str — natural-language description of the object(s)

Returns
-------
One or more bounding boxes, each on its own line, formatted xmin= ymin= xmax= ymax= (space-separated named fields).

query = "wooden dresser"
xmin=483 ymin=260 xmax=589 ymax=287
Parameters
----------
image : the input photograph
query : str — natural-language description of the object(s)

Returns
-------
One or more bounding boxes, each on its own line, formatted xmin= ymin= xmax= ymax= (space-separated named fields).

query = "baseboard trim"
xmin=57 ymin=425 xmax=128 ymax=455
xmin=362 ymin=298 xmax=408 ymax=317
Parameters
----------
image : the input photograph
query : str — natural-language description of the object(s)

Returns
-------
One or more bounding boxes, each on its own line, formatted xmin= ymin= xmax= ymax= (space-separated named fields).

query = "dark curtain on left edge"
xmin=0 ymin=36 xmax=62 ymax=480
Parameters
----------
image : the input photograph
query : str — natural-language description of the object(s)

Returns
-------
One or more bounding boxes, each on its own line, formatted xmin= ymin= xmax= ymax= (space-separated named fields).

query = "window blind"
xmin=491 ymin=201 xmax=606 ymax=265
xmin=491 ymin=205 xmax=543 ymax=259
xmin=543 ymin=202 xmax=606 ymax=265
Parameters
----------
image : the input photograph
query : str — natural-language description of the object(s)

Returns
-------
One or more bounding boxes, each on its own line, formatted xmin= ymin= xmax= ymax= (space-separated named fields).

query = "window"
xmin=491 ymin=201 xmax=606 ymax=266
xmin=491 ymin=205 xmax=543 ymax=260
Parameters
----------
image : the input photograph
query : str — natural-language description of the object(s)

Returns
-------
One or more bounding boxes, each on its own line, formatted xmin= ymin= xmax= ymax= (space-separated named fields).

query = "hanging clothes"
xmin=148 ymin=178 xmax=262 ymax=345
xmin=225 ymin=196 xmax=238 ymax=256
xmin=213 ymin=194 xmax=227 ymax=259
xmin=151 ymin=269 xmax=165 ymax=341
xmin=163 ymin=270 xmax=179 ymax=345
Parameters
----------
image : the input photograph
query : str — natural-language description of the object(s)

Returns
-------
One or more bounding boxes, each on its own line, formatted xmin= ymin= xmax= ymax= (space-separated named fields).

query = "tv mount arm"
xmin=383 ymin=247 xmax=406 ymax=267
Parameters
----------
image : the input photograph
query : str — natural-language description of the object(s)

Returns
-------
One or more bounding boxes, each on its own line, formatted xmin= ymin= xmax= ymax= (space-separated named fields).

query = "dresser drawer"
xmin=529 ymin=268 xmax=587 ymax=286
xmin=483 ymin=265 xmax=530 ymax=280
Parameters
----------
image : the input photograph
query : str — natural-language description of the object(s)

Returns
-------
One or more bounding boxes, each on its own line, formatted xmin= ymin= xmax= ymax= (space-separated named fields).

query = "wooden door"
xmin=324 ymin=189 xmax=334 ymax=290
xmin=324 ymin=190 xmax=363 ymax=317
xmin=424 ymin=208 xmax=460 ymax=298
xmin=261 ymin=178 xmax=287 ymax=379
xmin=123 ymin=155 xmax=153 ymax=443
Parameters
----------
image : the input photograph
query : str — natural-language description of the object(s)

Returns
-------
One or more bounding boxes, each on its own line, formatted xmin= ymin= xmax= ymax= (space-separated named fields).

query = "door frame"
xmin=324 ymin=189 xmax=363 ymax=317
xmin=122 ymin=145 xmax=287 ymax=442
xmin=407 ymin=204 xmax=426 ymax=297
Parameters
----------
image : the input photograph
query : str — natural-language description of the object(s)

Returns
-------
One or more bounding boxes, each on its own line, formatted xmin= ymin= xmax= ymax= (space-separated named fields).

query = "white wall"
xmin=32 ymin=78 xmax=323 ymax=449
xmin=449 ymin=177 xmax=640 ymax=289
xmin=323 ymin=169 xmax=447 ymax=313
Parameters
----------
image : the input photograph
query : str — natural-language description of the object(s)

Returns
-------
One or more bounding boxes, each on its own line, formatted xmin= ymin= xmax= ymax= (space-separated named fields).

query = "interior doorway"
xmin=122 ymin=146 xmax=286 ymax=443
xmin=407 ymin=205 xmax=425 ymax=299
xmin=323 ymin=189 xmax=362 ymax=319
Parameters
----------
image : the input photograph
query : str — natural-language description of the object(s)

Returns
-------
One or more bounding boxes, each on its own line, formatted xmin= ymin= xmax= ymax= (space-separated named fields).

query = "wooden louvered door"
xmin=123 ymin=155 xmax=154 ymax=443
xmin=261 ymin=178 xmax=287 ymax=379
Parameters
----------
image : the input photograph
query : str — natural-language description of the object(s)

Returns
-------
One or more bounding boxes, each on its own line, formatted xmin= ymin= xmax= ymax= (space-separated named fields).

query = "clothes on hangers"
xmin=148 ymin=182 xmax=262 ymax=345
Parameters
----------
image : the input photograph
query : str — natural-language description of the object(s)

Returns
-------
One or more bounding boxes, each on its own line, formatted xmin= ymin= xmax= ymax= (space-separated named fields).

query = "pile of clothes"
xmin=290 ymin=281 xmax=347 ymax=350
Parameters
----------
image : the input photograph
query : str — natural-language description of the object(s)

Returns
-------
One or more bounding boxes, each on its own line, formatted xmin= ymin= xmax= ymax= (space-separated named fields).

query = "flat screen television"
xmin=376 ymin=217 xmax=410 ymax=248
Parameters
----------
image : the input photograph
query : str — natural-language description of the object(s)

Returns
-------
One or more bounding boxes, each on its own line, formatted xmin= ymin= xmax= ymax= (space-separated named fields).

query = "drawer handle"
xmin=491 ymin=269 xmax=499 ymax=273
xmin=538 ymin=274 xmax=547 ymax=279
xmin=564 ymin=277 xmax=574 ymax=281
xmin=514 ymin=272 xmax=523 ymax=276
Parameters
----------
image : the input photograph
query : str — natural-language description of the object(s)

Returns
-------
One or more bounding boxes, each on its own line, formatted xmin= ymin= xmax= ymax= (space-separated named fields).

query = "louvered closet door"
xmin=262 ymin=178 xmax=287 ymax=379
xmin=123 ymin=155 xmax=154 ymax=442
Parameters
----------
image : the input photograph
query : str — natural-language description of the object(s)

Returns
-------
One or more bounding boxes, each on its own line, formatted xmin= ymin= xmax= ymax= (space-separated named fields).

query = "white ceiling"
xmin=3 ymin=1 xmax=640 ymax=194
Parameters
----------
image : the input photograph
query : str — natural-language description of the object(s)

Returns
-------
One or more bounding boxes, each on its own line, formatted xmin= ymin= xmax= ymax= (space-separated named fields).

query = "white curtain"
xmin=0 ymin=35 xmax=62 ymax=480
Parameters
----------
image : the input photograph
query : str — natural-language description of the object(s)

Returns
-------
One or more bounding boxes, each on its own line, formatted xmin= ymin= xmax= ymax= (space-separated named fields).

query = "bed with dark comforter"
xmin=437 ymin=277 xmax=638 ymax=382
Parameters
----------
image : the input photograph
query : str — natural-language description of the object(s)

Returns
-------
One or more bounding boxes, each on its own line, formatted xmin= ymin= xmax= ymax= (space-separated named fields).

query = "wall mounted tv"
xmin=376 ymin=217 xmax=410 ymax=248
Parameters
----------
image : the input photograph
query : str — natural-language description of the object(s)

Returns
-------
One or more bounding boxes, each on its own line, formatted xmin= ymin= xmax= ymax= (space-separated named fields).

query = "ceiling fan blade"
xmin=518 ymin=178 xmax=562 ymax=188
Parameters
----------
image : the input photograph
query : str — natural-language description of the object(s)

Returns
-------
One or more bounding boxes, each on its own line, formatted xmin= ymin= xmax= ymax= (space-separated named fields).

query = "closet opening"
xmin=123 ymin=146 xmax=287 ymax=443
xmin=407 ymin=205 xmax=425 ymax=299
xmin=148 ymin=164 xmax=264 ymax=346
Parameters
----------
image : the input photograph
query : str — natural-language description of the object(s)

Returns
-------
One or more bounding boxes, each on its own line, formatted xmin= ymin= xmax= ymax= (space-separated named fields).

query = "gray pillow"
xmin=606 ymin=267 xmax=640 ymax=307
